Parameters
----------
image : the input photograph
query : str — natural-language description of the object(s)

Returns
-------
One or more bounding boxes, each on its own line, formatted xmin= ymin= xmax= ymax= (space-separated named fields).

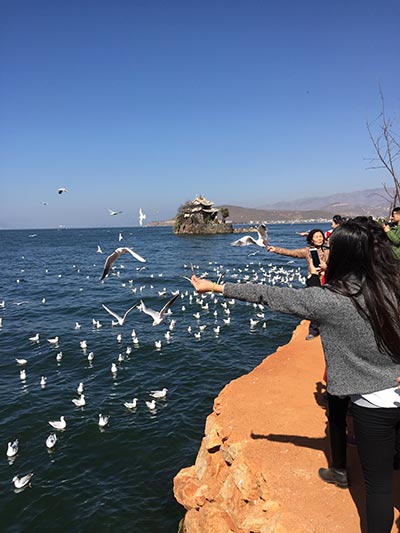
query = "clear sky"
xmin=1 ymin=0 xmax=399 ymax=229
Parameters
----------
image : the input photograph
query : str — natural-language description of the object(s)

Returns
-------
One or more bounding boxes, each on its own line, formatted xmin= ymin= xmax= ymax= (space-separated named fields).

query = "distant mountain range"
xmin=151 ymin=188 xmax=395 ymax=226
xmin=216 ymin=187 xmax=395 ymax=224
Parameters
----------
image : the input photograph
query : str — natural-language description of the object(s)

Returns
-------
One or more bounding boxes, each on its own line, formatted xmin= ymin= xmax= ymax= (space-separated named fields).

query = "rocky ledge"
xmin=175 ymin=222 xmax=233 ymax=235
xmin=173 ymin=321 xmax=400 ymax=532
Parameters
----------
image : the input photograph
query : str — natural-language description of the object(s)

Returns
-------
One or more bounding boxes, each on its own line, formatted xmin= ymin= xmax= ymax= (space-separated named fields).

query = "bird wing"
xmin=100 ymin=250 xmax=120 ymax=280
xmin=121 ymin=247 xmax=146 ymax=263
xmin=256 ymin=224 xmax=269 ymax=245
xmin=139 ymin=300 xmax=159 ymax=321
xmin=231 ymin=236 xmax=257 ymax=246
xmin=159 ymin=293 xmax=179 ymax=317
xmin=101 ymin=304 xmax=123 ymax=325
xmin=122 ymin=301 xmax=140 ymax=322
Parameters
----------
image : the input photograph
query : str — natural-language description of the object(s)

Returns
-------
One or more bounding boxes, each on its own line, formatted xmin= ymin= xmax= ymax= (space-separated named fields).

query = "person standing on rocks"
xmin=191 ymin=216 xmax=400 ymax=533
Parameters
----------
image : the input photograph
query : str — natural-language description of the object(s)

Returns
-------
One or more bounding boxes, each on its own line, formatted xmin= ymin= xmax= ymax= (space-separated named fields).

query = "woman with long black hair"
xmin=191 ymin=217 xmax=400 ymax=533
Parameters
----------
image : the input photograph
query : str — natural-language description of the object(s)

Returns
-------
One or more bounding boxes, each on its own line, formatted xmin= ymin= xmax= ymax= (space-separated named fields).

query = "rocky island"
xmin=173 ymin=195 xmax=234 ymax=235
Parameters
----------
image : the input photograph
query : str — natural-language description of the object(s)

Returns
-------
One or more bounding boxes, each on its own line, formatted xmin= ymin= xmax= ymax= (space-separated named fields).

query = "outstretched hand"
xmin=191 ymin=275 xmax=223 ymax=294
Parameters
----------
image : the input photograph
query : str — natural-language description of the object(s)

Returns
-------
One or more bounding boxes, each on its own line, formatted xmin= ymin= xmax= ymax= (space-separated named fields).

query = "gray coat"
xmin=223 ymin=282 xmax=400 ymax=396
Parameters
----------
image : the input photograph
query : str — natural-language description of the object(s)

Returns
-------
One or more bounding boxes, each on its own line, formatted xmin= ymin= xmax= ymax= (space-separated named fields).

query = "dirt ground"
xmin=216 ymin=320 xmax=400 ymax=532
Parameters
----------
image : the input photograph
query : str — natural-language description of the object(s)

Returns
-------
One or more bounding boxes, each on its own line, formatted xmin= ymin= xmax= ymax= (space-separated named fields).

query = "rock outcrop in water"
xmin=173 ymin=321 xmax=399 ymax=532
xmin=174 ymin=195 xmax=233 ymax=235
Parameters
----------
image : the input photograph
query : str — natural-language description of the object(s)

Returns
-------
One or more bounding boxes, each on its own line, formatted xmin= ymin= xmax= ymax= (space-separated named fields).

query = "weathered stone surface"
xmin=174 ymin=320 xmax=400 ymax=532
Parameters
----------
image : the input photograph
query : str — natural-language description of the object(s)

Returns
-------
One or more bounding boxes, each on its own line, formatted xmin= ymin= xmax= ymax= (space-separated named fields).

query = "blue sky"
xmin=1 ymin=0 xmax=399 ymax=229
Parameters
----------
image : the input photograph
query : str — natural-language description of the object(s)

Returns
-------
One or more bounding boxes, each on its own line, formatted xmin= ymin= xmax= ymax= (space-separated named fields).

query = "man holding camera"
xmin=383 ymin=207 xmax=400 ymax=259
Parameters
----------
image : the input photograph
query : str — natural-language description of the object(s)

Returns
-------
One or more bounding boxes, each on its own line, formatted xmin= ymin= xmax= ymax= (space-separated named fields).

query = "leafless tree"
xmin=366 ymin=87 xmax=400 ymax=214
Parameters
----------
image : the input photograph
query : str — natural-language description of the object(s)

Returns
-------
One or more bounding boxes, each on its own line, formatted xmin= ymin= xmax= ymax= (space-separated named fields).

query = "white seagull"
xmin=98 ymin=414 xmax=109 ymax=427
xmin=96 ymin=245 xmax=103 ymax=254
xmin=137 ymin=294 xmax=179 ymax=326
xmin=145 ymin=400 xmax=156 ymax=411
xmin=48 ymin=416 xmax=66 ymax=430
xmin=108 ymin=208 xmax=122 ymax=216
xmin=139 ymin=208 xmax=147 ymax=227
xmin=46 ymin=433 xmax=57 ymax=449
xmin=47 ymin=336 xmax=59 ymax=345
xmin=100 ymin=247 xmax=146 ymax=281
xmin=77 ymin=382 xmax=84 ymax=395
xmin=20 ymin=369 xmax=26 ymax=380
xmin=40 ymin=376 xmax=47 ymax=388
xmin=124 ymin=398 xmax=138 ymax=409
xmin=12 ymin=472 xmax=33 ymax=490
xmin=16 ymin=358 xmax=28 ymax=365
xmin=231 ymin=224 xmax=269 ymax=247
xmin=29 ymin=333 xmax=39 ymax=342
xmin=101 ymin=302 xmax=139 ymax=326
xmin=58 ymin=187 xmax=68 ymax=194
xmin=150 ymin=388 xmax=168 ymax=399
xmin=7 ymin=439 xmax=19 ymax=457
xmin=72 ymin=395 xmax=85 ymax=407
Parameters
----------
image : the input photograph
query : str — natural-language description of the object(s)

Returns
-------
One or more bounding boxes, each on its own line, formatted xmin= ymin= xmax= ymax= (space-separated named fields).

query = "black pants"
xmin=327 ymin=392 xmax=349 ymax=470
xmin=352 ymin=403 xmax=400 ymax=533
xmin=306 ymin=274 xmax=320 ymax=336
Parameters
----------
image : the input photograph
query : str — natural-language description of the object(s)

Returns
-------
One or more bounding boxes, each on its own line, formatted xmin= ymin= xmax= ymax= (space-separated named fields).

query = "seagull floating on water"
xmin=72 ymin=394 xmax=85 ymax=407
xmin=124 ymin=398 xmax=138 ymax=409
xmin=77 ymin=382 xmax=84 ymax=395
xmin=138 ymin=294 xmax=179 ymax=326
xmin=40 ymin=376 xmax=47 ymax=388
xmin=100 ymin=247 xmax=146 ymax=281
xmin=16 ymin=358 xmax=27 ymax=365
xmin=145 ymin=399 xmax=156 ymax=411
xmin=20 ymin=369 xmax=26 ymax=380
xmin=7 ymin=439 xmax=19 ymax=457
xmin=48 ymin=416 xmax=66 ymax=430
xmin=150 ymin=388 xmax=168 ymax=399
xmin=12 ymin=472 xmax=33 ymax=490
xmin=98 ymin=414 xmax=109 ymax=427
xmin=46 ymin=433 xmax=57 ymax=449
xmin=29 ymin=333 xmax=39 ymax=342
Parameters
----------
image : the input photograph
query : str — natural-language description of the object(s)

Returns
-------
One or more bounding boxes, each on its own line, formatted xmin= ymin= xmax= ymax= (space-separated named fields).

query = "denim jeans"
xmin=352 ymin=403 xmax=400 ymax=533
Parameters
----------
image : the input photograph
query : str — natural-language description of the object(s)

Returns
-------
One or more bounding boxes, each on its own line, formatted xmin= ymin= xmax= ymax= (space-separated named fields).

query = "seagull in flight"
xmin=96 ymin=245 xmax=103 ymax=254
xmin=231 ymin=224 xmax=269 ymax=247
xmin=108 ymin=209 xmax=123 ymax=216
xmin=139 ymin=208 xmax=147 ymax=227
xmin=100 ymin=247 xmax=146 ymax=281
xmin=138 ymin=294 xmax=179 ymax=326
xmin=58 ymin=187 xmax=68 ymax=194
xmin=101 ymin=302 xmax=139 ymax=326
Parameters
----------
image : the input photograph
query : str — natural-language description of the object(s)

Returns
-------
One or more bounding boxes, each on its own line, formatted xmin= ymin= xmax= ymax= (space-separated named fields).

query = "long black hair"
xmin=325 ymin=216 xmax=400 ymax=361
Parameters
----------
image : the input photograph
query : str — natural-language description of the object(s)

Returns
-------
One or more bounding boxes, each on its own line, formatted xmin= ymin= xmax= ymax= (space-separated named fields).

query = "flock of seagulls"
xmin=2 ymin=223 xmax=309 ymax=493
xmin=43 ymin=188 xmax=148 ymax=227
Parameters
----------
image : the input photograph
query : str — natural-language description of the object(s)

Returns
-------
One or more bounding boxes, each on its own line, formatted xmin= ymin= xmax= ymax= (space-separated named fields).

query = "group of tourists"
xmin=190 ymin=208 xmax=400 ymax=533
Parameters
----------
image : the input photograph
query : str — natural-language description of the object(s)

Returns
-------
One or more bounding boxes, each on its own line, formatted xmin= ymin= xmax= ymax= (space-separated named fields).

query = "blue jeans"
xmin=352 ymin=403 xmax=400 ymax=533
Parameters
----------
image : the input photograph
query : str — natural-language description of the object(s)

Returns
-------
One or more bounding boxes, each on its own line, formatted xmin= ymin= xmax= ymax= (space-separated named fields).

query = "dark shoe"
xmin=318 ymin=467 xmax=348 ymax=489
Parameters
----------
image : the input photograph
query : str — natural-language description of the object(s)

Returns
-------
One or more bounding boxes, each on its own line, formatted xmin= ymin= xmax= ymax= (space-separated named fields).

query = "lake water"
xmin=0 ymin=223 xmax=329 ymax=532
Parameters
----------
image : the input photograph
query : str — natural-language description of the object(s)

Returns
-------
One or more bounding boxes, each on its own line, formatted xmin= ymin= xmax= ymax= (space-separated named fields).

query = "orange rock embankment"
xmin=174 ymin=320 xmax=400 ymax=532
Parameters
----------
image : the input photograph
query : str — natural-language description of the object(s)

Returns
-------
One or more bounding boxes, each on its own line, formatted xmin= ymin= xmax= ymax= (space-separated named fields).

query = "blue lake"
xmin=0 ymin=223 xmax=329 ymax=532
